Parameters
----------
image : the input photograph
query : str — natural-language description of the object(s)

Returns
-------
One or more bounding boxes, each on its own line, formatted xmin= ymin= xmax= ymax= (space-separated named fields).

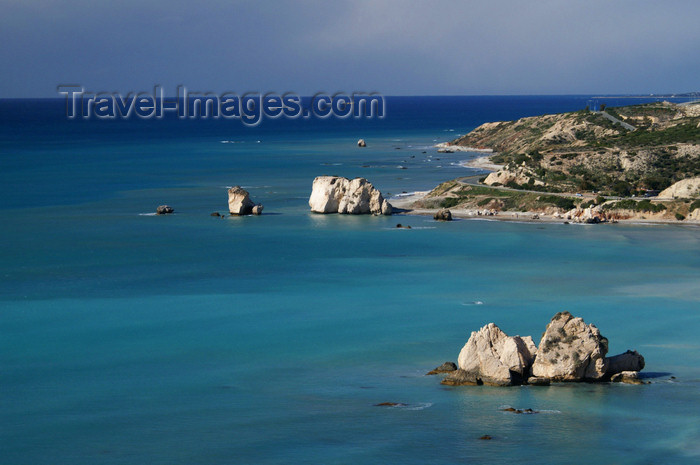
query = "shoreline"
xmin=389 ymin=191 xmax=700 ymax=227
xmin=394 ymin=142 xmax=699 ymax=226
xmin=458 ymin=154 xmax=504 ymax=172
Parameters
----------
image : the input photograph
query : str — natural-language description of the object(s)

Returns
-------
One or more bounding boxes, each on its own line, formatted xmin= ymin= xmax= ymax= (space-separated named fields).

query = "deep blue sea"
xmin=1 ymin=96 xmax=699 ymax=465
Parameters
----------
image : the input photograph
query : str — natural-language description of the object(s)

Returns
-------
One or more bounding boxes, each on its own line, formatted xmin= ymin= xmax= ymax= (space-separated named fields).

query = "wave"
xmin=391 ymin=191 xmax=424 ymax=198
xmin=138 ymin=212 xmax=158 ymax=216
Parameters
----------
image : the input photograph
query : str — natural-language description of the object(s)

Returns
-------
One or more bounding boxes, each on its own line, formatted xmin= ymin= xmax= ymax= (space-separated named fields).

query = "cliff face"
xmin=451 ymin=102 xmax=700 ymax=196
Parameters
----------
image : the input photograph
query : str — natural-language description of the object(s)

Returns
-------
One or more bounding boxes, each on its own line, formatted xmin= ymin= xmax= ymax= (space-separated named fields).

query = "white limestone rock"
xmin=455 ymin=323 xmax=537 ymax=386
xmin=228 ymin=186 xmax=256 ymax=215
xmin=309 ymin=176 xmax=392 ymax=215
xmin=483 ymin=167 xmax=544 ymax=187
xmin=531 ymin=312 xmax=609 ymax=381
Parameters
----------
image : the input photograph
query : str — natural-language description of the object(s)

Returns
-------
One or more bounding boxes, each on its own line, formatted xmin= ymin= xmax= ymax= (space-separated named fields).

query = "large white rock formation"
xmin=449 ymin=323 xmax=537 ymax=386
xmin=308 ymin=176 xmax=392 ymax=215
xmin=531 ymin=311 xmax=609 ymax=381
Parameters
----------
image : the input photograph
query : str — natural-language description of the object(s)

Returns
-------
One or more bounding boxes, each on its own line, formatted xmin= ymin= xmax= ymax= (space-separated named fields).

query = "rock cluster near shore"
xmin=228 ymin=186 xmax=263 ymax=215
xmin=309 ymin=176 xmax=392 ymax=215
xmin=564 ymin=206 xmax=609 ymax=224
xmin=434 ymin=311 xmax=645 ymax=386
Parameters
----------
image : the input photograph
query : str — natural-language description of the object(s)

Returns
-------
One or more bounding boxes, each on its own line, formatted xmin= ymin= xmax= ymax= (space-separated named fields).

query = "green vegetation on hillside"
xmin=452 ymin=101 xmax=700 ymax=195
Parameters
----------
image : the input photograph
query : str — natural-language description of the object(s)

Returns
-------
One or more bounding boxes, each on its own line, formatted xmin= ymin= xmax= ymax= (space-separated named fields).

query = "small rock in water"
xmin=479 ymin=435 xmax=493 ymax=440
xmin=434 ymin=208 xmax=452 ymax=221
xmin=211 ymin=212 xmax=221 ymax=217
xmin=501 ymin=407 xmax=538 ymax=414
xmin=426 ymin=361 xmax=458 ymax=375
xmin=374 ymin=402 xmax=407 ymax=407
xmin=156 ymin=205 xmax=174 ymax=215
xmin=252 ymin=204 xmax=263 ymax=215
xmin=527 ymin=377 xmax=550 ymax=386
xmin=357 ymin=139 xmax=366 ymax=147
xmin=610 ymin=371 xmax=644 ymax=385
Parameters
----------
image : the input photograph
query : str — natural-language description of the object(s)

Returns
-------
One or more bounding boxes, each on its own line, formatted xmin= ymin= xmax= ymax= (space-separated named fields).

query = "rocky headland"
xmin=431 ymin=311 xmax=646 ymax=386
xmin=400 ymin=101 xmax=700 ymax=224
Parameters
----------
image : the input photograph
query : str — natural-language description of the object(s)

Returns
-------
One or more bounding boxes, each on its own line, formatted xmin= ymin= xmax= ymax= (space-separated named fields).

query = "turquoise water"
xmin=2 ymin=97 xmax=700 ymax=464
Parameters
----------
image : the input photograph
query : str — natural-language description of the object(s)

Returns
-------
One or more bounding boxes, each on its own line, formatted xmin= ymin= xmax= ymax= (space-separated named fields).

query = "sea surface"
xmin=1 ymin=96 xmax=699 ymax=465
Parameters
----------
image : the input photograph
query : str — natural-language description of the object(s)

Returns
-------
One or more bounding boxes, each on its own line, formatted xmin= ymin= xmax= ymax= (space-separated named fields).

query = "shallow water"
xmin=2 ymin=97 xmax=699 ymax=464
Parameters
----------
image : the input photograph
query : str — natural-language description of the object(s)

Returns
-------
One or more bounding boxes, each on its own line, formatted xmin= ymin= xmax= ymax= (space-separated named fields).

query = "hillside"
xmin=450 ymin=101 xmax=700 ymax=196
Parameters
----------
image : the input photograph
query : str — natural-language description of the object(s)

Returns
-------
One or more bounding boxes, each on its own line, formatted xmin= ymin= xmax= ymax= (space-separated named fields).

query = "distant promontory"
xmin=401 ymin=101 xmax=700 ymax=223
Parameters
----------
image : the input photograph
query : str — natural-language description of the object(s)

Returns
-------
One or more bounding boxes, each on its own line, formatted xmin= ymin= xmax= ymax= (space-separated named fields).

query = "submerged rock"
xmin=501 ymin=407 xmax=538 ymax=414
xmin=308 ymin=176 xmax=392 ymax=215
xmin=228 ymin=186 xmax=263 ymax=215
xmin=426 ymin=361 xmax=457 ymax=375
xmin=156 ymin=205 xmax=174 ymax=215
xmin=610 ymin=371 xmax=644 ymax=385
xmin=526 ymin=377 xmax=551 ymax=386
xmin=531 ymin=312 xmax=609 ymax=381
xmin=441 ymin=369 xmax=481 ymax=386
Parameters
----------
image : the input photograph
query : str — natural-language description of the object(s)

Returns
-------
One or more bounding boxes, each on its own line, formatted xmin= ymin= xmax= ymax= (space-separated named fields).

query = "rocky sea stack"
xmin=309 ymin=176 xmax=392 ymax=215
xmin=228 ymin=186 xmax=263 ymax=215
xmin=439 ymin=311 xmax=645 ymax=386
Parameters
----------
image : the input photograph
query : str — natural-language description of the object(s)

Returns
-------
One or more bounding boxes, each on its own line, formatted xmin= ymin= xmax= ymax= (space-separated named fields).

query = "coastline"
xmin=458 ymin=154 xmax=504 ymax=172
xmin=391 ymin=191 xmax=700 ymax=226
xmin=392 ymin=151 xmax=699 ymax=226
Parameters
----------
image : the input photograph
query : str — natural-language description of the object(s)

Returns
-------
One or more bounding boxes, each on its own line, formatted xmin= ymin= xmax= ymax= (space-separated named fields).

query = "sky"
xmin=1 ymin=0 xmax=699 ymax=97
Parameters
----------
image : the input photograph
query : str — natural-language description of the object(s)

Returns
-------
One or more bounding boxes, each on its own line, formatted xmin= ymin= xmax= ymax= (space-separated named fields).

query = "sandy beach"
xmin=459 ymin=154 xmax=504 ymax=172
